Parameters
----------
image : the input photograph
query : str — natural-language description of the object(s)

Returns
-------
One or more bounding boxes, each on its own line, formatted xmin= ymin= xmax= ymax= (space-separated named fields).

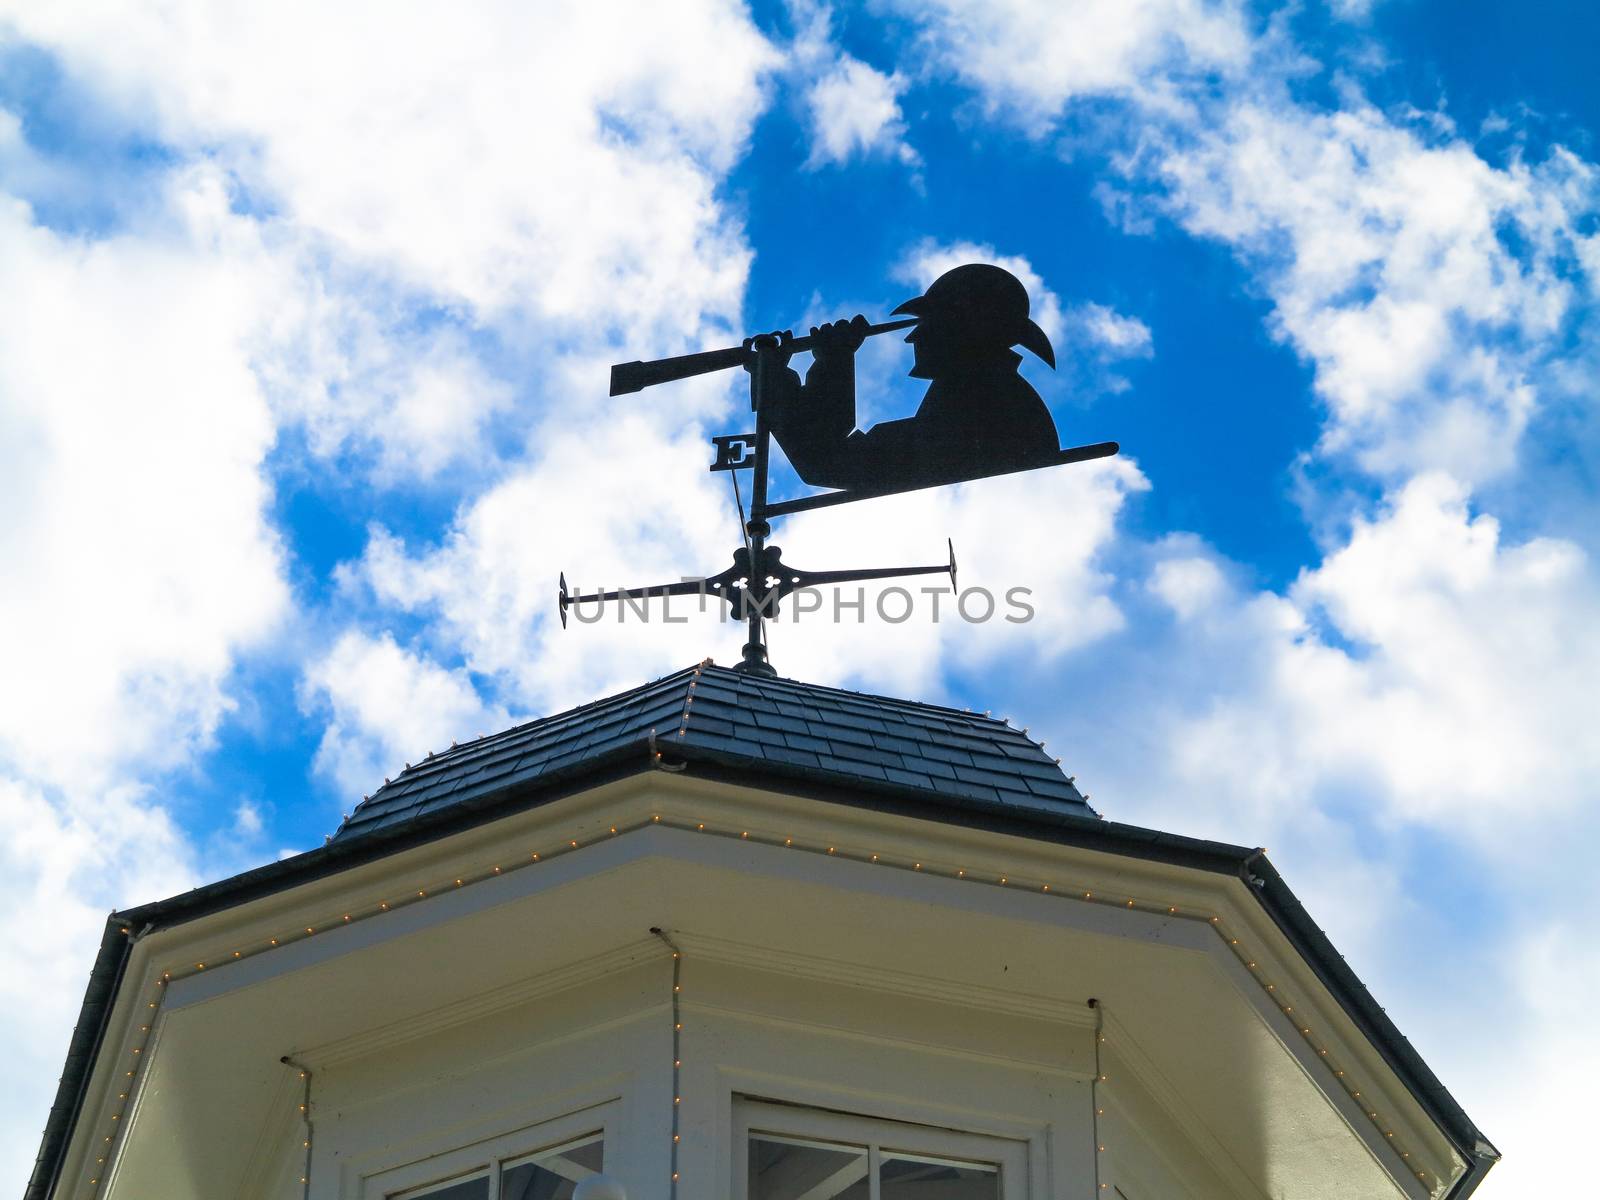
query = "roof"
xmin=29 ymin=663 xmax=1498 ymax=1200
xmin=333 ymin=661 xmax=1097 ymax=842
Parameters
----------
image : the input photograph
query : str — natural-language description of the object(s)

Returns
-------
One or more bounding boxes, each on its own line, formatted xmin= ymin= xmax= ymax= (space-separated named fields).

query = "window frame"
xmin=735 ymin=1098 xmax=1030 ymax=1200
xmin=364 ymin=1103 xmax=615 ymax=1200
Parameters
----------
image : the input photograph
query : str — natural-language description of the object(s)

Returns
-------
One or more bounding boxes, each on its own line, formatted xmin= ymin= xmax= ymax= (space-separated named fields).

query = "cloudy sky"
xmin=3 ymin=1 xmax=1597 ymax=1193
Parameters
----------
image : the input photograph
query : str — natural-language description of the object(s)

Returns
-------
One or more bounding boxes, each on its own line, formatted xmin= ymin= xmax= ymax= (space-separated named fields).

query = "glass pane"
xmin=749 ymin=1133 xmax=870 ymax=1200
xmin=880 ymin=1152 xmax=1000 ymax=1199
xmin=394 ymin=1175 xmax=489 ymax=1200
xmin=500 ymin=1134 xmax=604 ymax=1200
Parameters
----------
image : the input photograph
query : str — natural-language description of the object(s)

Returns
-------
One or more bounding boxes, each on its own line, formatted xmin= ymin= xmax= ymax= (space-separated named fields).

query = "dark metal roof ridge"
xmin=28 ymin=733 xmax=1494 ymax=1199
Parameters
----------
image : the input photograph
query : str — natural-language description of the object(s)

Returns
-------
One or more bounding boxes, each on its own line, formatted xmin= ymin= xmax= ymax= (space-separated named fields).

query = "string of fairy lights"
xmin=85 ymin=813 xmax=1434 ymax=1196
xmin=1089 ymin=998 xmax=1106 ymax=1194
xmin=651 ymin=927 xmax=685 ymax=1200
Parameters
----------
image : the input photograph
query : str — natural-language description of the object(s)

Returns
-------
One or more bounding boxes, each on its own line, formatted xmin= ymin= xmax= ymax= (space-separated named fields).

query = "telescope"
xmin=609 ymin=317 xmax=918 ymax=397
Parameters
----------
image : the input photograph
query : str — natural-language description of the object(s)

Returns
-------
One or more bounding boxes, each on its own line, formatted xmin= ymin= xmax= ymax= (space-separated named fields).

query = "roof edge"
xmin=25 ymin=913 xmax=136 ymax=1200
xmin=30 ymin=739 xmax=1493 ymax=1197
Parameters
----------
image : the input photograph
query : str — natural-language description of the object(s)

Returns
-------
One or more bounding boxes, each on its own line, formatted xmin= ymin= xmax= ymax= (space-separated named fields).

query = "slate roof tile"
xmin=331 ymin=663 xmax=1097 ymax=841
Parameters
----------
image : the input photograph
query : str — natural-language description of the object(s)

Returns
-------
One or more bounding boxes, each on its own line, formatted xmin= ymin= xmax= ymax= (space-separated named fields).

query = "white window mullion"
xmin=868 ymin=1144 xmax=881 ymax=1200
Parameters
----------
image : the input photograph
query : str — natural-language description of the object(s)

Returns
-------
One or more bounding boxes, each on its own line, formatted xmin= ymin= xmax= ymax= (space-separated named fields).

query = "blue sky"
xmin=3 ymin=3 xmax=1597 ymax=1194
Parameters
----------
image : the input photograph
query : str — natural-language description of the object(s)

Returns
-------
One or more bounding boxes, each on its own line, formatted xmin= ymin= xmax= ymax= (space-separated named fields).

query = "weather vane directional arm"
xmin=565 ymin=262 xmax=1120 ymax=676
xmin=558 ymin=542 xmax=957 ymax=632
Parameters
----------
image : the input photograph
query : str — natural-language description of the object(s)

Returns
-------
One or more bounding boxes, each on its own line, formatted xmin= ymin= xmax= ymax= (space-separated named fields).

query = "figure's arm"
xmin=798 ymin=317 xmax=869 ymax=443
xmin=764 ymin=316 xmax=870 ymax=489
xmin=742 ymin=329 xmax=801 ymax=417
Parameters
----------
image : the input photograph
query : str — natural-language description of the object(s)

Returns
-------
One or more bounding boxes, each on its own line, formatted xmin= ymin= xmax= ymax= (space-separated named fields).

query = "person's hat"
xmin=892 ymin=263 xmax=1056 ymax=368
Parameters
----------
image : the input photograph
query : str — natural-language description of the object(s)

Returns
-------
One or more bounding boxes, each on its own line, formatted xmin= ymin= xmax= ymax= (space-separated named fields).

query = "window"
xmin=738 ymin=1101 xmax=1028 ymax=1200
xmin=392 ymin=1132 xmax=603 ymax=1200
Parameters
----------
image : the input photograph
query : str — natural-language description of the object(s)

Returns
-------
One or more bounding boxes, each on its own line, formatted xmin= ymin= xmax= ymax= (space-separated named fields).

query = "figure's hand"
xmin=809 ymin=314 xmax=870 ymax=357
xmin=742 ymin=329 xmax=794 ymax=372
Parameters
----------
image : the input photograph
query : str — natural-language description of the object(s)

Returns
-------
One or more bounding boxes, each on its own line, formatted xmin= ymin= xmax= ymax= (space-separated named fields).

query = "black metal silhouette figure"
xmin=580 ymin=262 xmax=1119 ymax=675
xmin=760 ymin=263 xmax=1061 ymax=493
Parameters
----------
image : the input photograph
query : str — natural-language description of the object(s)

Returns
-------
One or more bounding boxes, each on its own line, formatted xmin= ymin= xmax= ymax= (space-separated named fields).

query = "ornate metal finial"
xmin=562 ymin=262 xmax=1119 ymax=675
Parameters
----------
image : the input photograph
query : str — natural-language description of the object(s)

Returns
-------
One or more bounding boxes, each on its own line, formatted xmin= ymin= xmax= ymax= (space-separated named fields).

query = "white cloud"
xmin=0 ymin=172 xmax=289 ymax=792
xmin=1285 ymin=474 xmax=1597 ymax=829
xmin=343 ymin=415 xmax=750 ymax=712
xmin=1075 ymin=302 xmax=1153 ymax=357
xmin=2 ymin=2 xmax=776 ymax=336
xmin=805 ymin=57 xmax=918 ymax=168
xmin=301 ymin=631 xmax=513 ymax=804
xmin=1327 ymin=0 xmax=1381 ymax=18
xmin=894 ymin=0 xmax=1257 ymax=133
xmin=0 ymin=169 xmax=298 ymax=1196
xmin=1111 ymin=475 xmax=1600 ymax=843
xmin=0 ymin=776 xmax=198 ymax=1196
xmin=791 ymin=1 xmax=918 ymax=169
xmin=896 ymin=2 xmax=1600 ymax=487
xmin=232 ymin=799 xmax=264 ymax=838
xmin=1153 ymin=100 xmax=1595 ymax=484
xmin=3 ymin=0 xmax=780 ymax=486
xmin=1147 ymin=550 xmax=1227 ymax=619
xmin=251 ymin=264 xmax=517 ymax=483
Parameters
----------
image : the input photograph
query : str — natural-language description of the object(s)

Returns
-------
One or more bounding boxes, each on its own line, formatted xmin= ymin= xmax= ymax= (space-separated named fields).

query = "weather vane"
xmin=559 ymin=263 xmax=1119 ymax=676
